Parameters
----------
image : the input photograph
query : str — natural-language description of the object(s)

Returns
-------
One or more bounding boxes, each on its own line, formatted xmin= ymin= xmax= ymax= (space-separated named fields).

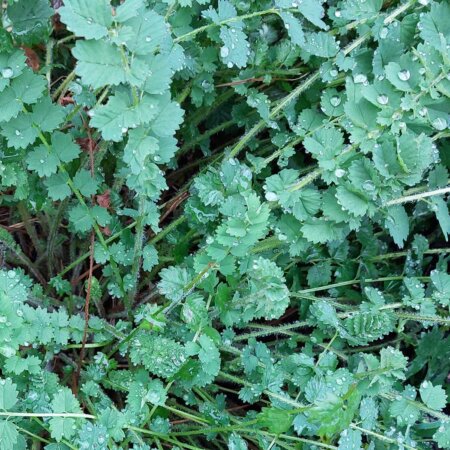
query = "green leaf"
xmin=340 ymin=0 xmax=382 ymax=20
xmin=0 ymin=88 xmax=22 ymax=122
xmin=1 ymin=113 xmax=37 ymax=149
xmin=434 ymin=421 xmax=450 ymax=449
xmin=303 ymin=32 xmax=339 ymax=58
xmin=338 ymin=429 xmax=362 ymax=450
xmin=91 ymin=92 xmax=159 ymax=142
xmin=123 ymin=128 xmax=159 ymax=174
xmin=308 ymin=390 xmax=361 ymax=438
xmin=303 ymin=126 xmax=344 ymax=171
xmin=228 ymin=433 xmax=248 ymax=450
xmin=257 ymin=407 xmax=293 ymax=434
xmin=219 ymin=26 xmax=249 ymax=68
xmin=120 ymin=10 xmax=169 ymax=55
xmin=142 ymin=244 xmax=158 ymax=272
xmin=52 ymin=132 xmax=81 ymax=164
xmin=0 ymin=378 xmax=18 ymax=410
xmin=92 ymin=206 xmax=111 ymax=226
xmin=114 ymin=0 xmax=145 ymax=22
xmin=301 ymin=219 xmax=346 ymax=244
xmin=72 ymin=40 xmax=127 ymax=89
xmin=297 ymin=0 xmax=327 ymax=29
xmin=7 ymin=0 xmax=52 ymax=44
xmin=151 ymin=94 xmax=184 ymax=138
xmin=59 ymin=0 xmax=113 ymax=40
xmin=198 ymin=334 xmax=220 ymax=377
xmin=419 ymin=381 xmax=447 ymax=411
xmin=69 ymin=204 xmax=93 ymax=233
xmin=389 ymin=386 xmax=420 ymax=426
xmin=26 ymin=145 xmax=59 ymax=177
xmin=335 ymin=185 xmax=369 ymax=217
xmin=419 ymin=2 xmax=450 ymax=52
xmin=12 ymin=69 xmax=46 ymax=104
xmin=0 ymin=420 xmax=18 ymax=450
xmin=129 ymin=332 xmax=187 ymax=379
xmin=49 ymin=388 xmax=82 ymax=442
xmin=279 ymin=12 xmax=304 ymax=46
xmin=32 ymin=97 xmax=65 ymax=133
xmin=73 ymin=169 xmax=98 ymax=197
xmin=158 ymin=266 xmax=191 ymax=302
xmin=431 ymin=270 xmax=450 ymax=307
xmin=385 ymin=206 xmax=409 ymax=248
xmin=432 ymin=197 xmax=450 ymax=241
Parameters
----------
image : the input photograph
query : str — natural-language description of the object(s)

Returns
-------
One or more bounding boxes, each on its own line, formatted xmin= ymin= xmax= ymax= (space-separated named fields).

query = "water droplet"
xmin=379 ymin=27 xmax=389 ymax=39
xmin=418 ymin=107 xmax=428 ymax=117
xmin=1 ymin=67 xmax=13 ymax=79
xmin=363 ymin=180 xmax=375 ymax=191
xmin=354 ymin=74 xmax=367 ymax=84
xmin=418 ymin=0 xmax=429 ymax=5
xmin=86 ymin=17 xmax=93 ymax=24
xmin=330 ymin=95 xmax=341 ymax=107
xmin=330 ymin=69 xmax=338 ymax=77
xmin=145 ymin=36 xmax=151 ymax=42
xmin=15 ymin=130 xmax=21 ymax=136
xmin=39 ymin=159 xmax=44 ymax=164
xmin=121 ymin=127 xmax=128 ymax=134
xmin=334 ymin=168 xmax=346 ymax=178
xmin=334 ymin=10 xmax=341 ymax=17
xmin=265 ymin=191 xmax=278 ymax=202
xmin=398 ymin=69 xmax=411 ymax=81
xmin=377 ymin=94 xmax=389 ymax=105
xmin=432 ymin=117 xmax=447 ymax=131
xmin=285 ymin=23 xmax=290 ymax=30
xmin=220 ymin=46 xmax=229 ymax=58
xmin=227 ymin=61 xmax=233 ymax=69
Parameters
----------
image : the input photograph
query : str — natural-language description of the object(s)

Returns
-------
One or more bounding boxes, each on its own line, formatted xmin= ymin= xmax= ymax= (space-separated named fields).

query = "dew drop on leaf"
xmin=377 ymin=94 xmax=389 ymax=105
xmin=418 ymin=107 xmax=428 ymax=117
xmin=330 ymin=96 xmax=341 ymax=107
xmin=1 ymin=67 xmax=13 ymax=78
xmin=379 ymin=27 xmax=389 ymax=39
xmin=220 ymin=46 xmax=229 ymax=58
xmin=398 ymin=69 xmax=411 ymax=81
xmin=354 ymin=74 xmax=367 ymax=84
xmin=265 ymin=191 xmax=278 ymax=202
xmin=432 ymin=117 xmax=447 ymax=130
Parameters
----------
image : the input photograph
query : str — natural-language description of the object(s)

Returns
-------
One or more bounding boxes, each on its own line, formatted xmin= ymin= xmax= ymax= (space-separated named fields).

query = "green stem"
xmin=126 ymin=196 xmax=147 ymax=314
xmin=292 ymin=275 xmax=430 ymax=295
xmin=45 ymin=39 xmax=54 ymax=91
xmin=385 ymin=186 xmax=450 ymax=206
xmin=174 ymin=8 xmax=281 ymax=43
xmin=52 ymin=69 xmax=76 ymax=101
xmin=0 ymin=412 xmax=95 ymax=419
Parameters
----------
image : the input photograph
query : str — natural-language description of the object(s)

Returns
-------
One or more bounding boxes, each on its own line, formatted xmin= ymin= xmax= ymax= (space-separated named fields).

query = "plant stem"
xmin=126 ymin=196 xmax=147 ymax=314
xmin=385 ymin=186 xmax=450 ymax=206
xmin=52 ymin=69 xmax=76 ymax=101
xmin=174 ymin=8 xmax=281 ymax=43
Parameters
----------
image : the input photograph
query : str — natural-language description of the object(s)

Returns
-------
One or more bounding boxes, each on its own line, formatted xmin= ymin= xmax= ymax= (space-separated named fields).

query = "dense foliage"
xmin=0 ymin=0 xmax=449 ymax=448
